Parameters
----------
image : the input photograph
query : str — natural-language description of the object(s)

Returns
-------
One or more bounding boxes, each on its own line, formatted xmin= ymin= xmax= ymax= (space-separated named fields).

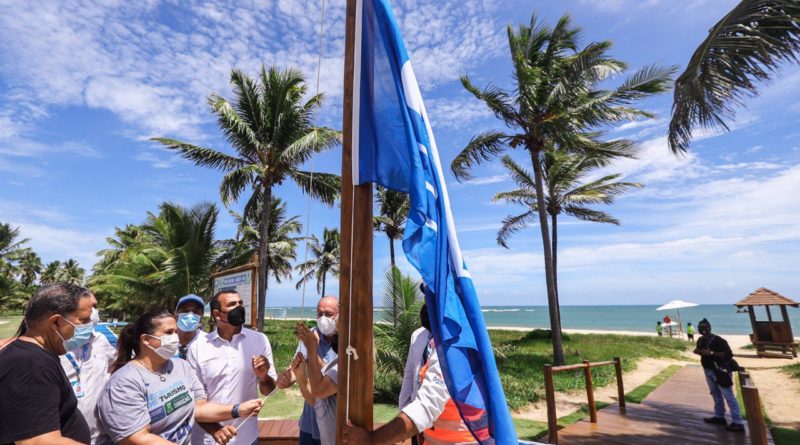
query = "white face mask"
xmin=90 ymin=308 xmax=100 ymax=327
xmin=317 ymin=316 xmax=337 ymax=336
xmin=145 ymin=333 xmax=180 ymax=359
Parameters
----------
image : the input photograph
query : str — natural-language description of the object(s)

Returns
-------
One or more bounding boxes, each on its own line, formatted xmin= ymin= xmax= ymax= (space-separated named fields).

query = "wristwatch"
xmin=231 ymin=403 xmax=240 ymax=419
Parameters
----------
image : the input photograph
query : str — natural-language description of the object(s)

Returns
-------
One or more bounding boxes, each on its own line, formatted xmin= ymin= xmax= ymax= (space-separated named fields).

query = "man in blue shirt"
xmin=276 ymin=296 xmax=339 ymax=445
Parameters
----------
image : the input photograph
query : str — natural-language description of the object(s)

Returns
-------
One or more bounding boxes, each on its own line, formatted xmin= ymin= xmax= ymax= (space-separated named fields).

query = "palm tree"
xmin=60 ymin=259 xmax=85 ymax=286
xmin=40 ymin=261 xmax=62 ymax=284
xmin=215 ymin=198 xmax=303 ymax=285
xmin=669 ymin=1 xmax=800 ymax=153
xmin=494 ymin=152 xmax=642 ymax=322
xmin=452 ymin=13 xmax=674 ymax=365
xmin=295 ymin=228 xmax=340 ymax=297
xmin=0 ymin=223 xmax=28 ymax=271
xmin=17 ymin=251 xmax=42 ymax=287
xmin=153 ymin=66 xmax=341 ymax=331
xmin=374 ymin=187 xmax=410 ymax=269
xmin=90 ymin=202 xmax=219 ymax=315
xmin=0 ymin=271 xmax=28 ymax=315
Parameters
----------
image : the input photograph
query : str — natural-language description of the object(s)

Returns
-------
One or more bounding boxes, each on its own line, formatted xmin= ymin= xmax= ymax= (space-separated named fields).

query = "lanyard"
xmin=65 ymin=343 xmax=90 ymax=378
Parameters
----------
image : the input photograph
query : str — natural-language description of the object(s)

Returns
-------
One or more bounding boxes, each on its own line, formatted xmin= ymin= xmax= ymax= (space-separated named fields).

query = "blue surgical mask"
xmin=57 ymin=316 xmax=93 ymax=352
xmin=177 ymin=313 xmax=201 ymax=332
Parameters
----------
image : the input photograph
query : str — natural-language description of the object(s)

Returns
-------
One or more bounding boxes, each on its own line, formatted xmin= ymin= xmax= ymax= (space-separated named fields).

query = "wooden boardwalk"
xmin=556 ymin=365 xmax=774 ymax=445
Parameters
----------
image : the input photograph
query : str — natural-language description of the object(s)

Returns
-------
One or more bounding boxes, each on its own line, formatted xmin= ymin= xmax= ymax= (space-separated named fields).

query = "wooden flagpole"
xmin=337 ymin=0 xmax=374 ymax=442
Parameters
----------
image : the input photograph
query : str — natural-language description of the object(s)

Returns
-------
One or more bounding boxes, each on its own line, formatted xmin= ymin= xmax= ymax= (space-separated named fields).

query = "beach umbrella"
xmin=657 ymin=300 xmax=698 ymax=337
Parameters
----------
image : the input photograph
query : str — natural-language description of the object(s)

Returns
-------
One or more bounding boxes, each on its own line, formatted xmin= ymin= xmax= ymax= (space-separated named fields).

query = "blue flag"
xmin=352 ymin=1 xmax=518 ymax=443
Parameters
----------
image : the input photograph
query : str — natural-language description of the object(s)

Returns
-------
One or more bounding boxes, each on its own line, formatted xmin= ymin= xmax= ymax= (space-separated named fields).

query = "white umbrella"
xmin=657 ymin=300 xmax=699 ymax=338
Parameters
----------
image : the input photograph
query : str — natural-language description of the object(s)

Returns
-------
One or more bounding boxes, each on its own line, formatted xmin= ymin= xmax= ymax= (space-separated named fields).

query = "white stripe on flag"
xmin=425 ymin=181 xmax=437 ymax=199
xmin=351 ymin=0 xmax=363 ymax=185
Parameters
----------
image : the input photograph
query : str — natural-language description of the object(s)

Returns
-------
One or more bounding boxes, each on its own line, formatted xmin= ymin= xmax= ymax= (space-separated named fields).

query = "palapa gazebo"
xmin=735 ymin=287 xmax=798 ymax=358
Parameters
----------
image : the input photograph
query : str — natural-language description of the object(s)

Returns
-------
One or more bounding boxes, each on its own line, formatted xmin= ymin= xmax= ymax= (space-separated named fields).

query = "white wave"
xmin=482 ymin=308 xmax=521 ymax=313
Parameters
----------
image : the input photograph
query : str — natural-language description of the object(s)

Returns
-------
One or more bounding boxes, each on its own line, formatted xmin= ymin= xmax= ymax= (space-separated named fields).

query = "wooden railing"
xmin=738 ymin=370 xmax=769 ymax=445
xmin=543 ymin=357 xmax=624 ymax=444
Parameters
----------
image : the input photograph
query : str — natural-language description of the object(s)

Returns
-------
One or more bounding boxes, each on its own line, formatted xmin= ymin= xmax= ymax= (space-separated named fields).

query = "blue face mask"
xmin=177 ymin=312 xmax=201 ymax=332
xmin=57 ymin=316 xmax=93 ymax=352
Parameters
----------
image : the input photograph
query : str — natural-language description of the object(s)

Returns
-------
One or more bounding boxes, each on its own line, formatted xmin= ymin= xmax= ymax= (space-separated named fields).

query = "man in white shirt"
xmin=59 ymin=293 xmax=116 ymax=445
xmin=344 ymin=302 xmax=477 ymax=445
xmin=187 ymin=290 xmax=278 ymax=445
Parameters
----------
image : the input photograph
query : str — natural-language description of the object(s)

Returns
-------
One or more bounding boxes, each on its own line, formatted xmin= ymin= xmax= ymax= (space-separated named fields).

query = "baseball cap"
xmin=176 ymin=294 xmax=205 ymax=312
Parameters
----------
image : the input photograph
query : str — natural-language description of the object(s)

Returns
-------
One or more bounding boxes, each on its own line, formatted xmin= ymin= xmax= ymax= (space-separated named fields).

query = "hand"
xmin=275 ymin=369 xmax=294 ymax=389
xmin=252 ymin=355 xmax=271 ymax=382
xmin=290 ymin=352 xmax=305 ymax=369
xmin=238 ymin=399 xmax=264 ymax=418
xmin=296 ymin=322 xmax=320 ymax=354
xmin=212 ymin=425 xmax=237 ymax=445
xmin=294 ymin=355 xmax=307 ymax=377
xmin=343 ymin=419 xmax=372 ymax=444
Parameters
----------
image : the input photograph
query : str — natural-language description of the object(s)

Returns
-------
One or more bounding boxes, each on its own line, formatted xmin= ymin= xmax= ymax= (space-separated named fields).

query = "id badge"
xmin=71 ymin=378 xmax=85 ymax=399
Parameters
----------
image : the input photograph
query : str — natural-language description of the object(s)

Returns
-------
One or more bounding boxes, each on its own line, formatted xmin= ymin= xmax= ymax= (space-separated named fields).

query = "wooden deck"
xmin=258 ymin=419 xmax=300 ymax=445
xmin=556 ymin=365 xmax=774 ymax=445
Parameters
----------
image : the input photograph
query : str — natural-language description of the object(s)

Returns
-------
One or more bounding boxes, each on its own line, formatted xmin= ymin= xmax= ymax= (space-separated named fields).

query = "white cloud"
xmin=426 ymin=97 xmax=494 ymax=131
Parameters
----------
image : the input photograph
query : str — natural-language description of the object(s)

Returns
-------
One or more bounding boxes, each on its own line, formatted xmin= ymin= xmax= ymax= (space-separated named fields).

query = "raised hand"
xmin=252 ymin=355 xmax=271 ymax=382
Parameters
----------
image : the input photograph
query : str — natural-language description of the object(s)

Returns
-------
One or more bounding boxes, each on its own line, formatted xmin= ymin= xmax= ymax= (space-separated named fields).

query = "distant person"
xmin=186 ymin=290 xmax=277 ymax=445
xmin=96 ymin=309 xmax=262 ymax=445
xmin=175 ymin=293 xmax=205 ymax=359
xmin=275 ymin=296 xmax=339 ymax=445
xmin=692 ymin=318 xmax=744 ymax=432
xmin=686 ymin=322 xmax=696 ymax=341
xmin=656 ymin=321 xmax=663 ymax=337
xmin=344 ymin=296 xmax=480 ymax=445
xmin=59 ymin=293 xmax=116 ymax=444
xmin=0 ymin=283 xmax=92 ymax=445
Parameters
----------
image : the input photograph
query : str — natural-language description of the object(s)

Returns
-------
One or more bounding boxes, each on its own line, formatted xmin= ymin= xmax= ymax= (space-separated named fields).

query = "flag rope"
xmin=299 ymin=0 xmax=327 ymax=321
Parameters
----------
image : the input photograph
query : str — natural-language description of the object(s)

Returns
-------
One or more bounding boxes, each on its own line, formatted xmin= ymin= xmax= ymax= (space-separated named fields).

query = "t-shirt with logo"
xmin=96 ymin=359 xmax=206 ymax=445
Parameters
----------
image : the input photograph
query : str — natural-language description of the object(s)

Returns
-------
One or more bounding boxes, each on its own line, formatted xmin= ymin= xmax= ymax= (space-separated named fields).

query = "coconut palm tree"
xmin=153 ymin=66 xmax=340 ymax=331
xmin=215 ymin=198 xmax=303 ymax=285
xmin=40 ymin=261 xmax=63 ymax=284
xmin=295 ymin=228 xmax=340 ymax=297
xmin=60 ymin=259 xmax=85 ymax=286
xmin=669 ymin=0 xmax=800 ymax=153
xmin=0 ymin=271 xmax=28 ymax=314
xmin=90 ymin=202 xmax=219 ymax=314
xmin=452 ymin=13 xmax=674 ymax=364
xmin=374 ymin=187 xmax=409 ymax=269
xmin=0 ymin=223 xmax=28 ymax=270
xmin=494 ymin=152 xmax=642 ymax=320
xmin=17 ymin=250 xmax=42 ymax=287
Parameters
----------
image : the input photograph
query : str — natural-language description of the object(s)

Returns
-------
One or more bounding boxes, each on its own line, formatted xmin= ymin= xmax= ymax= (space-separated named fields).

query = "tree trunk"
xmin=530 ymin=149 xmax=565 ymax=365
xmin=389 ymin=238 xmax=397 ymax=327
xmin=256 ymin=186 xmax=272 ymax=332
xmin=321 ymin=273 xmax=326 ymax=297
xmin=551 ymin=212 xmax=562 ymax=332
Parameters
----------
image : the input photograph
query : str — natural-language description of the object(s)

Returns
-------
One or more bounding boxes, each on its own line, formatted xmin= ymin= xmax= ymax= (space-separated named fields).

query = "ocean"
xmin=268 ymin=304 xmax=800 ymax=335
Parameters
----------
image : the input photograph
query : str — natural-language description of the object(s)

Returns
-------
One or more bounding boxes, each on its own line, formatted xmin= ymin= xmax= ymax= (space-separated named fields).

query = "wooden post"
xmin=765 ymin=305 xmax=773 ymax=323
xmin=739 ymin=372 xmax=768 ymax=445
xmin=583 ymin=361 xmax=597 ymax=423
xmin=748 ymin=305 xmax=758 ymax=342
xmin=614 ymin=357 xmax=625 ymax=409
xmin=544 ymin=365 xmax=558 ymax=444
xmin=781 ymin=305 xmax=794 ymax=339
xmin=336 ymin=0 xmax=374 ymax=442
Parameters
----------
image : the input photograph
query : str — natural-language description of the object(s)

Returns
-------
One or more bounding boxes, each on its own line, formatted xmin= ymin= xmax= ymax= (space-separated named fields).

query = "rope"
xmin=300 ymin=0 xmax=328 ymax=321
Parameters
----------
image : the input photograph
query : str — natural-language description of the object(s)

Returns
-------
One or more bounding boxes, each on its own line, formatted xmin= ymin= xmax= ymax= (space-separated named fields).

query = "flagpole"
xmin=337 ymin=0 xmax=374 ymax=442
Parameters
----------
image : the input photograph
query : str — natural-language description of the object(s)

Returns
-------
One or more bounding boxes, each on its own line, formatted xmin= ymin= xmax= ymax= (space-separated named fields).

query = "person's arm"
xmin=117 ymin=425 xmax=175 ymax=445
xmin=16 ymin=431 xmax=88 ymax=445
xmin=254 ymin=334 xmax=278 ymax=396
xmin=293 ymin=356 xmax=316 ymax=405
xmin=343 ymin=413 xmax=418 ymax=445
xmin=194 ymin=399 xmax=263 ymax=423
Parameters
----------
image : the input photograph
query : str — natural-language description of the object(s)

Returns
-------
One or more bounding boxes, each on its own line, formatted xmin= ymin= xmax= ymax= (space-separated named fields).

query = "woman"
xmin=96 ymin=310 xmax=263 ymax=445
xmin=0 ymin=283 xmax=93 ymax=445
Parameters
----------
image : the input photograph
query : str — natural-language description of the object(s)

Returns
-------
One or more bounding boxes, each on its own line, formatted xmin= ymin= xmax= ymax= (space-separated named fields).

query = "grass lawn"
xmin=0 ymin=314 xmax=22 ymax=338
xmin=490 ymin=329 xmax=689 ymax=410
xmin=624 ymin=364 xmax=682 ymax=404
xmin=781 ymin=363 xmax=800 ymax=382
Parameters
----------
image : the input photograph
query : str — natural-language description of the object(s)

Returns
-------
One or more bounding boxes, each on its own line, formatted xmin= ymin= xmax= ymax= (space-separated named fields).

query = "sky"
xmin=1 ymin=0 xmax=799 ymax=308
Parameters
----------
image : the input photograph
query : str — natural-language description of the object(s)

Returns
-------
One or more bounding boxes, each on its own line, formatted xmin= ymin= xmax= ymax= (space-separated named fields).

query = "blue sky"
xmin=1 ymin=0 xmax=799 ymax=307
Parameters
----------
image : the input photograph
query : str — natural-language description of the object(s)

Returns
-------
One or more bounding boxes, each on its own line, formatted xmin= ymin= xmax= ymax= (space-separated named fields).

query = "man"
xmin=693 ymin=318 xmax=744 ymax=432
xmin=686 ymin=322 xmax=696 ymax=341
xmin=0 ymin=283 xmax=92 ymax=445
xmin=59 ymin=293 xmax=116 ymax=444
xmin=175 ymin=293 xmax=205 ymax=360
xmin=187 ymin=290 xmax=278 ymax=445
xmin=344 ymin=301 xmax=478 ymax=445
xmin=275 ymin=296 xmax=339 ymax=445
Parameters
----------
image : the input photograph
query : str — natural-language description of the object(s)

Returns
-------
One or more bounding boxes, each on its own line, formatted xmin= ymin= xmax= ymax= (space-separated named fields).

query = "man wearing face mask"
xmin=693 ymin=318 xmax=744 ymax=432
xmin=0 ymin=283 xmax=93 ymax=445
xmin=58 ymin=294 xmax=117 ymax=444
xmin=187 ymin=290 xmax=278 ymax=445
xmin=275 ymin=296 xmax=339 ymax=445
xmin=175 ymin=294 xmax=205 ymax=360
